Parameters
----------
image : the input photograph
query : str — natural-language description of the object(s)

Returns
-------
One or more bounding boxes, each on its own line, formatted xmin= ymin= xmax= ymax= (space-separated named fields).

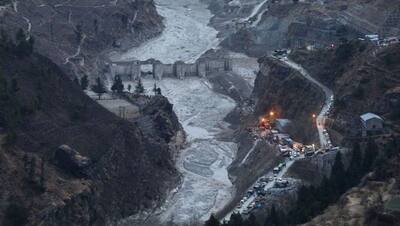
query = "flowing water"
xmin=113 ymin=0 xmax=261 ymax=223
xmin=114 ymin=0 xmax=236 ymax=223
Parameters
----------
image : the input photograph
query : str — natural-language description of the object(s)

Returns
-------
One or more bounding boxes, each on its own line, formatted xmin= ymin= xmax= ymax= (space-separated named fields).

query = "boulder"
xmin=54 ymin=145 xmax=91 ymax=177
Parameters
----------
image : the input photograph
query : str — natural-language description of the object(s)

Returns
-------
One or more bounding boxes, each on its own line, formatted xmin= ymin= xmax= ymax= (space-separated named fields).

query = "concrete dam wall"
xmin=109 ymin=59 xmax=232 ymax=81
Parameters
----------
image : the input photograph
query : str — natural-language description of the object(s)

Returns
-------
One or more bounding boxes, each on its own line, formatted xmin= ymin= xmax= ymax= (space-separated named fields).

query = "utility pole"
xmin=119 ymin=106 xmax=126 ymax=119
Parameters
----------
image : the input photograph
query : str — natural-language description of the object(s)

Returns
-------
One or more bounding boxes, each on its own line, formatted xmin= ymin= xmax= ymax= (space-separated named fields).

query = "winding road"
xmin=224 ymin=156 xmax=298 ymax=221
xmin=22 ymin=16 xmax=31 ymax=40
xmin=278 ymin=57 xmax=334 ymax=148
xmin=240 ymin=139 xmax=261 ymax=166
xmin=64 ymin=34 xmax=86 ymax=65
xmin=245 ymin=0 xmax=268 ymax=21
xmin=242 ymin=0 xmax=270 ymax=27
xmin=225 ymin=55 xmax=335 ymax=220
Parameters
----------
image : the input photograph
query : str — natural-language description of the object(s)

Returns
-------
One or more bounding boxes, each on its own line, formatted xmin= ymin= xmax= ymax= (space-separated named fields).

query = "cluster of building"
xmin=363 ymin=34 xmax=400 ymax=47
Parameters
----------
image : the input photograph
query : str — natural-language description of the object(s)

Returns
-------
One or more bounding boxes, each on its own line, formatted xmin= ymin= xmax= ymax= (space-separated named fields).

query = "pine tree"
xmin=0 ymin=29 xmax=13 ymax=51
xmin=265 ymin=205 xmax=281 ymax=226
xmin=2 ymin=202 xmax=28 ymax=226
xmin=228 ymin=213 xmax=243 ymax=226
xmin=383 ymin=138 xmax=398 ymax=158
xmin=331 ymin=152 xmax=346 ymax=195
xmin=205 ymin=214 xmax=220 ymax=226
xmin=27 ymin=37 xmax=34 ymax=55
xmin=91 ymin=77 xmax=106 ymax=100
xmin=15 ymin=28 xmax=34 ymax=57
xmin=153 ymin=83 xmax=157 ymax=95
xmin=15 ymin=28 xmax=27 ymax=57
xmin=363 ymin=139 xmax=378 ymax=172
xmin=15 ymin=28 xmax=25 ymax=44
xmin=347 ymin=142 xmax=363 ymax=187
xmin=319 ymin=176 xmax=334 ymax=205
xmin=156 ymin=87 xmax=162 ymax=95
xmin=94 ymin=19 xmax=99 ymax=34
xmin=135 ymin=78 xmax=145 ymax=95
xmin=245 ymin=213 xmax=259 ymax=226
xmin=23 ymin=154 xmax=29 ymax=173
xmin=80 ymin=75 xmax=89 ymax=90
xmin=39 ymin=158 xmax=45 ymax=191
xmin=73 ymin=77 xmax=80 ymax=86
xmin=288 ymin=187 xmax=313 ymax=224
xmin=11 ymin=78 xmax=18 ymax=93
xmin=373 ymin=153 xmax=388 ymax=180
xmin=111 ymin=75 xmax=124 ymax=93
xmin=127 ymin=84 xmax=132 ymax=93
xmin=0 ymin=69 xmax=21 ymax=132
xmin=29 ymin=156 xmax=36 ymax=182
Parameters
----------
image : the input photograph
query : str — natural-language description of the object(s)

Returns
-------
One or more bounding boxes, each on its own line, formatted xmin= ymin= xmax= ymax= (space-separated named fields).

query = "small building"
xmin=360 ymin=113 xmax=384 ymax=137
xmin=276 ymin=118 xmax=291 ymax=133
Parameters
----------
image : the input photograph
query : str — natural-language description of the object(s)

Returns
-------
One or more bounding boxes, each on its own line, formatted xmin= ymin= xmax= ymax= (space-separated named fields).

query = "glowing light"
xmin=312 ymin=114 xmax=316 ymax=118
xmin=269 ymin=111 xmax=275 ymax=117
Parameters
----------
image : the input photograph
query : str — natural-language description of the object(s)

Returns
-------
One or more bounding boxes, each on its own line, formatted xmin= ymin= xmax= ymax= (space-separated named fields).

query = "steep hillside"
xmin=0 ymin=38 xmax=180 ymax=225
xmin=0 ymin=0 xmax=163 ymax=79
xmin=289 ymin=42 xmax=400 ymax=226
xmin=301 ymin=137 xmax=400 ymax=226
xmin=219 ymin=0 xmax=399 ymax=57
xmin=291 ymin=42 xmax=400 ymax=141
xmin=252 ymin=57 xmax=323 ymax=143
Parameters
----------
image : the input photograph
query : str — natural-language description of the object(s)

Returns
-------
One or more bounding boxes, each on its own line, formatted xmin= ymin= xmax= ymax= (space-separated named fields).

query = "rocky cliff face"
xmin=291 ymin=42 xmax=400 ymax=142
xmin=287 ymin=41 xmax=400 ymax=226
xmin=0 ymin=42 xmax=181 ymax=225
xmin=252 ymin=57 xmax=323 ymax=143
xmin=219 ymin=0 xmax=399 ymax=58
xmin=0 ymin=0 xmax=163 ymax=79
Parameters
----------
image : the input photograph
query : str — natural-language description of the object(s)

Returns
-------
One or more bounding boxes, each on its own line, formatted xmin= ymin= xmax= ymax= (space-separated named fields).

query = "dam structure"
xmin=109 ymin=58 xmax=232 ymax=81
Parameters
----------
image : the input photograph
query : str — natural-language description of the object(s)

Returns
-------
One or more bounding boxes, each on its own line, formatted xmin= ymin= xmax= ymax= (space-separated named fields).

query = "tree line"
xmin=0 ymin=28 xmax=34 ymax=58
xmin=205 ymin=138 xmax=392 ymax=226
xmin=75 ymin=73 xmax=161 ymax=99
xmin=0 ymin=29 xmax=35 ymax=145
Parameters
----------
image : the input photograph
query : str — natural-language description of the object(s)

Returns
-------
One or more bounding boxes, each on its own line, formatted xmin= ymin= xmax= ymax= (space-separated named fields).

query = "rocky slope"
xmin=0 ymin=0 xmax=163 ymax=79
xmin=301 ymin=138 xmax=400 ymax=226
xmin=291 ymin=42 xmax=400 ymax=142
xmin=0 ymin=40 xmax=181 ymax=225
xmin=289 ymin=42 xmax=400 ymax=226
xmin=217 ymin=0 xmax=399 ymax=58
xmin=252 ymin=57 xmax=323 ymax=144
xmin=221 ymin=25 xmax=400 ymax=226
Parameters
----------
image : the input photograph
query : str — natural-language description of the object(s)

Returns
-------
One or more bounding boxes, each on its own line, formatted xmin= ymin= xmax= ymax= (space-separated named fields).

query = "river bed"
xmin=112 ymin=0 xmax=220 ymax=64
xmin=114 ymin=0 xmax=236 ymax=223
xmin=111 ymin=0 xmax=262 ymax=223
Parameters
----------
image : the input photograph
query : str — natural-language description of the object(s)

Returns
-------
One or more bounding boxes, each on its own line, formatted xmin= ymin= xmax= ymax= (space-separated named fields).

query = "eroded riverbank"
xmin=107 ymin=0 xmax=266 ymax=224
xmin=110 ymin=0 xmax=241 ymax=224
xmin=111 ymin=0 xmax=220 ymax=64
